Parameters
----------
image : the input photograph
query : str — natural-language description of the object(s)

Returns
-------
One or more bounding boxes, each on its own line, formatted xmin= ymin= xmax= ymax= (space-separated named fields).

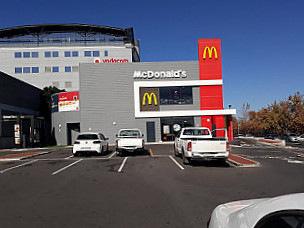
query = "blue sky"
xmin=1 ymin=0 xmax=303 ymax=114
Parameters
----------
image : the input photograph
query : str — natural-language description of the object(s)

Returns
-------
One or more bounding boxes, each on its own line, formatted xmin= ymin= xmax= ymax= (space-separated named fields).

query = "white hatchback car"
xmin=73 ymin=132 xmax=109 ymax=156
xmin=208 ymin=193 xmax=304 ymax=228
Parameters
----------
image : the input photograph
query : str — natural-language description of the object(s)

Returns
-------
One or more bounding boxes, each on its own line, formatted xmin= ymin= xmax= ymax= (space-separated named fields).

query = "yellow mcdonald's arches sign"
xmin=142 ymin=92 xmax=158 ymax=106
xmin=203 ymin=46 xmax=218 ymax=60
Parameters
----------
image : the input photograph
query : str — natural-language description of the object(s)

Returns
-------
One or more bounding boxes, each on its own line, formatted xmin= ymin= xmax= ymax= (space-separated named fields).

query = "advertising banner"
xmin=14 ymin=124 xmax=20 ymax=144
xmin=58 ymin=91 xmax=79 ymax=112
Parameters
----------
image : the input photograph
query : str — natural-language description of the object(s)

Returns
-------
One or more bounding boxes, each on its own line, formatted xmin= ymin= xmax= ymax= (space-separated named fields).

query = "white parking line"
xmin=169 ymin=156 xmax=185 ymax=170
xmin=52 ymin=159 xmax=83 ymax=175
xmin=64 ymin=155 xmax=74 ymax=159
xmin=0 ymin=160 xmax=38 ymax=174
xmin=108 ymin=151 xmax=116 ymax=159
xmin=118 ymin=157 xmax=128 ymax=173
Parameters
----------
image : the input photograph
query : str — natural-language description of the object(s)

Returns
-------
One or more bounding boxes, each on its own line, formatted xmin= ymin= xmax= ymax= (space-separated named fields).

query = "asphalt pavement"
xmin=0 ymin=142 xmax=303 ymax=227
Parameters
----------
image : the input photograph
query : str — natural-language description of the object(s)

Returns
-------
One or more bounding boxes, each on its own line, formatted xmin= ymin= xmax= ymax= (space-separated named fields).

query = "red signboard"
xmin=198 ymin=39 xmax=224 ymax=131
xmin=58 ymin=91 xmax=79 ymax=112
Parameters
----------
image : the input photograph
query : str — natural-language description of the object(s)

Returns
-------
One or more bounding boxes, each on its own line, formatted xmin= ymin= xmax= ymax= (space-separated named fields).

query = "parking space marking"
xmin=51 ymin=159 xmax=83 ymax=175
xmin=169 ymin=156 xmax=185 ymax=170
xmin=108 ymin=151 xmax=116 ymax=158
xmin=0 ymin=160 xmax=38 ymax=174
xmin=118 ymin=157 xmax=128 ymax=173
xmin=64 ymin=155 xmax=73 ymax=159
xmin=149 ymin=149 xmax=154 ymax=157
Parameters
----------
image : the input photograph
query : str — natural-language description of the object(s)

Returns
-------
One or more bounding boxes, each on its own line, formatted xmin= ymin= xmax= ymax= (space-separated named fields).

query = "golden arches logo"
xmin=143 ymin=93 xmax=158 ymax=106
xmin=203 ymin=46 xmax=218 ymax=60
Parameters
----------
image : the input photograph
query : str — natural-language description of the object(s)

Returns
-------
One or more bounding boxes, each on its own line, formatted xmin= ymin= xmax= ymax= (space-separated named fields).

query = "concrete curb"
xmin=228 ymin=154 xmax=260 ymax=168
xmin=0 ymin=151 xmax=52 ymax=161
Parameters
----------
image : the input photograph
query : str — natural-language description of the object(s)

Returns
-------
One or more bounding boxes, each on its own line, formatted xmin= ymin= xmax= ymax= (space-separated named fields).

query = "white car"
xmin=207 ymin=193 xmax=304 ymax=228
xmin=297 ymin=134 xmax=304 ymax=145
xmin=116 ymin=129 xmax=144 ymax=156
xmin=73 ymin=132 xmax=109 ymax=156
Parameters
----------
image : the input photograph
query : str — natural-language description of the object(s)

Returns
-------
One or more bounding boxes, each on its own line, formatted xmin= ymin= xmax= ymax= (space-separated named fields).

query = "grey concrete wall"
xmin=52 ymin=111 xmax=80 ymax=146
xmin=79 ymin=61 xmax=199 ymax=144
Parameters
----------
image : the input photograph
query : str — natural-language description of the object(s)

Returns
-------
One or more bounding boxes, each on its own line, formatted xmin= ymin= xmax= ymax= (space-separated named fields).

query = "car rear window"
xmin=183 ymin=129 xmax=210 ymax=136
xmin=119 ymin=130 xmax=140 ymax=137
xmin=77 ymin=134 xmax=98 ymax=140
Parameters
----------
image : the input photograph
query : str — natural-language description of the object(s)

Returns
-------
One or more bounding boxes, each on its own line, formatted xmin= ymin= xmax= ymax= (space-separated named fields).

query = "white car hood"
xmin=209 ymin=193 xmax=304 ymax=228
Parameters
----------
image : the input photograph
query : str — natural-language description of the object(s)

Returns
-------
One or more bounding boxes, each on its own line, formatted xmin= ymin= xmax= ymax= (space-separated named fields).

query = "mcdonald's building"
xmin=52 ymin=39 xmax=236 ymax=145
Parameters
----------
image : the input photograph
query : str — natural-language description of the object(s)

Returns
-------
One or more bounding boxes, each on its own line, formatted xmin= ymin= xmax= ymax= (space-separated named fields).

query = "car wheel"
xmin=174 ymin=145 xmax=179 ymax=157
xmin=73 ymin=152 xmax=79 ymax=157
xmin=182 ymin=149 xmax=190 ymax=165
xmin=218 ymin=158 xmax=227 ymax=164
xmin=106 ymin=143 xmax=109 ymax=153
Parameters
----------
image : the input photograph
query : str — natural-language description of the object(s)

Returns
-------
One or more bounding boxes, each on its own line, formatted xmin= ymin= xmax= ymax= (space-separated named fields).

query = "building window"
xmin=23 ymin=67 xmax=31 ymax=73
xmin=14 ymin=52 xmax=22 ymax=58
xmin=72 ymin=51 xmax=78 ymax=57
xmin=72 ymin=66 xmax=79 ymax=72
xmin=65 ymin=81 xmax=72 ymax=88
xmin=65 ymin=66 xmax=71 ymax=72
xmin=52 ymin=51 xmax=59 ymax=57
xmin=52 ymin=66 xmax=59 ymax=72
xmin=53 ymin=81 xmax=60 ymax=87
xmin=159 ymin=87 xmax=193 ymax=105
xmin=93 ymin=51 xmax=100 ymax=57
xmin=31 ymin=52 xmax=39 ymax=58
xmin=45 ymin=52 xmax=51 ymax=58
xmin=65 ymin=51 xmax=71 ymax=57
xmin=104 ymin=50 xmax=108 ymax=56
xmin=45 ymin=66 xmax=51 ymax=72
xmin=32 ymin=67 xmax=39 ymax=73
xmin=84 ymin=51 xmax=91 ymax=57
xmin=15 ymin=67 xmax=22 ymax=73
xmin=23 ymin=52 xmax=30 ymax=58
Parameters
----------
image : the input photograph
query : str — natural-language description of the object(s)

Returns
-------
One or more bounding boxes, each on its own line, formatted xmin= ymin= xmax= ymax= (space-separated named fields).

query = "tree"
xmin=40 ymin=86 xmax=65 ymax=121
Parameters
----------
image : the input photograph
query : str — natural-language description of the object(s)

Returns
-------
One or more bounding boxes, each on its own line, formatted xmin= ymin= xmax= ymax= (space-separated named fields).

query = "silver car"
xmin=297 ymin=134 xmax=304 ymax=145
xmin=207 ymin=193 xmax=304 ymax=228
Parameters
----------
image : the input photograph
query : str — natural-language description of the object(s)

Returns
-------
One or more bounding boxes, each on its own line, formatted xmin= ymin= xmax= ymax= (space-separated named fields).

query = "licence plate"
xmin=81 ymin=147 xmax=91 ymax=150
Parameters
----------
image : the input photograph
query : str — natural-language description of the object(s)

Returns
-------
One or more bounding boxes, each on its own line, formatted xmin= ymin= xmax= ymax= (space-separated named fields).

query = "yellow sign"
xmin=203 ymin=46 xmax=218 ymax=60
xmin=143 ymin=93 xmax=158 ymax=105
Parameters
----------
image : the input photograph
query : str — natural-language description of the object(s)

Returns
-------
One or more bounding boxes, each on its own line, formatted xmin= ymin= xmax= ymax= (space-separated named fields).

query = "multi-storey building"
xmin=0 ymin=24 xmax=140 ymax=91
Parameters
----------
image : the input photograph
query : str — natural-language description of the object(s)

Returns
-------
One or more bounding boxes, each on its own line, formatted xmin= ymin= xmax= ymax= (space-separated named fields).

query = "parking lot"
xmin=0 ymin=143 xmax=303 ymax=227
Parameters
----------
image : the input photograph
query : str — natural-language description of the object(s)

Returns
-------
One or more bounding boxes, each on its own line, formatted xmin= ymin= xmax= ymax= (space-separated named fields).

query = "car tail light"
xmin=187 ymin=142 xmax=192 ymax=152
xmin=74 ymin=141 xmax=80 ymax=144
xmin=142 ymin=139 xmax=145 ymax=147
xmin=93 ymin=140 xmax=102 ymax=144
xmin=226 ymin=142 xmax=230 ymax=152
xmin=116 ymin=139 xmax=118 ymax=147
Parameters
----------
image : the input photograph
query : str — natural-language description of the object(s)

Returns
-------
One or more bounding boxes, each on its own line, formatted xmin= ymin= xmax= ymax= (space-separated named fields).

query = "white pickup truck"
xmin=174 ymin=127 xmax=229 ymax=164
xmin=115 ymin=129 xmax=145 ymax=156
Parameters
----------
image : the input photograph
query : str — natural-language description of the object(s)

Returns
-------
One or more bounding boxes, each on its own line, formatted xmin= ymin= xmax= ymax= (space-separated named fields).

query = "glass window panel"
xmin=93 ymin=51 xmax=100 ymax=57
xmin=72 ymin=51 xmax=78 ymax=57
xmin=32 ymin=67 xmax=39 ymax=73
xmin=52 ymin=81 xmax=60 ymax=87
xmin=15 ymin=67 xmax=22 ymax=73
xmin=45 ymin=52 xmax=51 ymax=58
xmin=65 ymin=66 xmax=71 ymax=72
xmin=31 ymin=52 xmax=39 ymax=58
xmin=52 ymin=66 xmax=59 ymax=72
xmin=14 ymin=52 xmax=22 ymax=58
xmin=72 ymin=66 xmax=79 ymax=72
xmin=45 ymin=66 xmax=51 ymax=72
xmin=84 ymin=51 xmax=91 ymax=57
xmin=104 ymin=50 xmax=108 ymax=56
xmin=23 ymin=67 xmax=30 ymax=73
xmin=160 ymin=87 xmax=193 ymax=105
xmin=23 ymin=52 xmax=30 ymax=58
xmin=64 ymin=51 xmax=71 ymax=57
xmin=65 ymin=81 xmax=72 ymax=88
xmin=52 ymin=51 xmax=59 ymax=57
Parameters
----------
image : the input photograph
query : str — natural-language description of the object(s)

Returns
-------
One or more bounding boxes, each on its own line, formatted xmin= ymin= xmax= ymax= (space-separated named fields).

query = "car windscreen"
xmin=289 ymin=134 xmax=296 ymax=136
xmin=119 ymin=130 xmax=140 ymax=137
xmin=77 ymin=134 xmax=98 ymax=140
xmin=183 ymin=129 xmax=210 ymax=136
